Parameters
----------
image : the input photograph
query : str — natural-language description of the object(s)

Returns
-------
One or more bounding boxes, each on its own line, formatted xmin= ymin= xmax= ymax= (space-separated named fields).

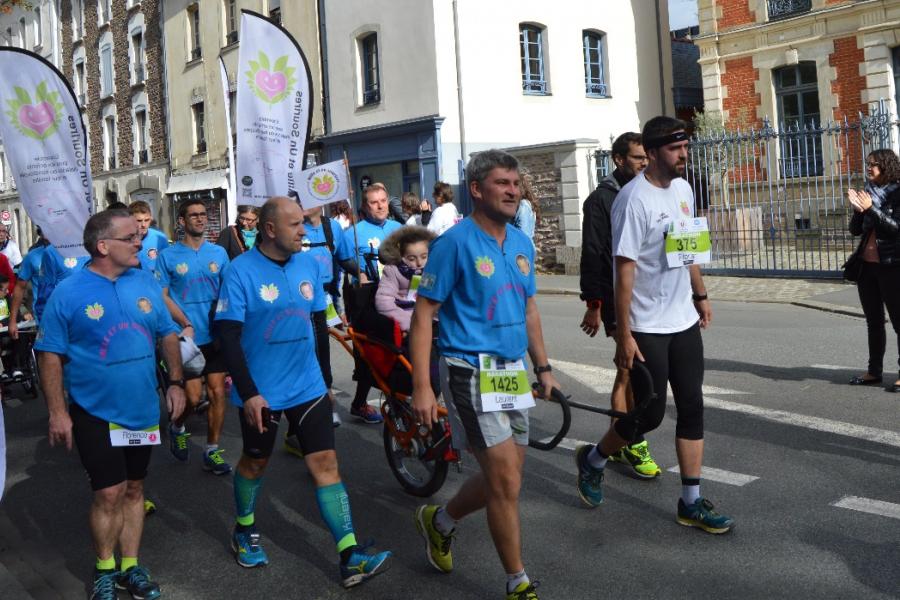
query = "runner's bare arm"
xmin=38 ymin=351 xmax=72 ymax=451
xmin=410 ymin=295 xmax=440 ymax=427
xmin=8 ymin=279 xmax=28 ymax=340
xmin=525 ymin=296 xmax=560 ymax=399
xmin=613 ymin=257 xmax=644 ymax=369
xmin=688 ymin=265 xmax=712 ymax=328
xmin=160 ymin=332 xmax=186 ymax=420
xmin=160 ymin=287 xmax=193 ymax=333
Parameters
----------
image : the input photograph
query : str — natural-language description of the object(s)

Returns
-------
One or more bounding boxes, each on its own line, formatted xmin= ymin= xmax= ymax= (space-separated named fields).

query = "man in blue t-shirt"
xmin=35 ymin=208 xmax=186 ymax=600
xmin=40 ymin=243 xmax=89 ymax=293
xmin=156 ymin=198 xmax=231 ymax=475
xmin=409 ymin=150 xmax=559 ymax=599
xmin=8 ymin=230 xmax=49 ymax=342
xmin=129 ymin=200 xmax=169 ymax=272
xmin=213 ymin=196 xmax=391 ymax=587
xmin=336 ymin=183 xmax=402 ymax=423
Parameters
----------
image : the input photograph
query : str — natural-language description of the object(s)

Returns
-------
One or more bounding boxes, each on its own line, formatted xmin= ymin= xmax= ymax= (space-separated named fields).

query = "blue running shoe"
xmin=231 ymin=526 xmax=269 ymax=568
xmin=677 ymin=497 xmax=734 ymax=534
xmin=203 ymin=448 xmax=232 ymax=475
xmin=168 ymin=424 xmax=190 ymax=462
xmin=116 ymin=565 xmax=161 ymax=600
xmin=350 ymin=404 xmax=383 ymax=424
xmin=91 ymin=569 xmax=119 ymax=600
xmin=340 ymin=546 xmax=392 ymax=588
xmin=574 ymin=444 xmax=604 ymax=507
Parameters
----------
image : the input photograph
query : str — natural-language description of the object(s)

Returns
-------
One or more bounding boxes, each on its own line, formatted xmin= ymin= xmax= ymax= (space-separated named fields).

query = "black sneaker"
xmin=116 ymin=565 xmax=161 ymax=599
xmin=90 ymin=569 xmax=119 ymax=600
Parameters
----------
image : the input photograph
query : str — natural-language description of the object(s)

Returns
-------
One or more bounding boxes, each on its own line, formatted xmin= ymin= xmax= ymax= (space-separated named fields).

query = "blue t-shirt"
xmin=41 ymin=246 xmax=89 ymax=292
xmin=155 ymin=241 xmax=229 ymax=345
xmin=18 ymin=245 xmax=48 ymax=319
xmin=337 ymin=217 xmax=402 ymax=275
xmin=215 ymin=248 xmax=326 ymax=410
xmin=418 ymin=217 xmax=537 ymax=365
xmin=35 ymin=267 xmax=178 ymax=430
xmin=301 ymin=218 xmax=345 ymax=311
xmin=138 ymin=228 xmax=169 ymax=272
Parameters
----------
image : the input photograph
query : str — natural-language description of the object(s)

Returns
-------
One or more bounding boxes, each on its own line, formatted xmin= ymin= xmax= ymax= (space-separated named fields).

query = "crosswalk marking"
xmin=810 ymin=364 xmax=857 ymax=371
xmin=667 ymin=465 xmax=759 ymax=486
xmin=553 ymin=359 xmax=749 ymax=396
xmin=831 ymin=496 xmax=900 ymax=520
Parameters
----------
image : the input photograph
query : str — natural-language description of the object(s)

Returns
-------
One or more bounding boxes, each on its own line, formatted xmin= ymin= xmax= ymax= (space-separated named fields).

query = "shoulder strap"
xmin=323 ymin=218 xmax=335 ymax=254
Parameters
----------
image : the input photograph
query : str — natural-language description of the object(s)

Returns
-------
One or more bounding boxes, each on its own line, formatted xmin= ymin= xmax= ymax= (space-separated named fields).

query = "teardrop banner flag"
xmin=219 ymin=56 xmax=238 ymax=225
xmin=293 ymin=159 xmax=350 ymax=211
xmin=236 ymin=10 xmax=314 ymax=207
xmin=0 ymin=48 xmax=92 ymax=258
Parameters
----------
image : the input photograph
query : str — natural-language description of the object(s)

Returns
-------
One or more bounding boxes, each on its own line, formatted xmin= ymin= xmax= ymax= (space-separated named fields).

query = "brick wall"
xmin=515 ymin=152 xmax=564 ymax=274
xmin=716 ymin=0 xmax=756 ymax=30
xmin=829 ymin=36 xmax=867 ymax=121
xmin=722 ymin=56 xmax=760 ymax=127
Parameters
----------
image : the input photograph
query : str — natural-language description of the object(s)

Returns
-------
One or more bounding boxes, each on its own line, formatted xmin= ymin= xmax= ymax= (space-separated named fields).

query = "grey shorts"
xmin=438 ymin=356 xmax=530 ymax=450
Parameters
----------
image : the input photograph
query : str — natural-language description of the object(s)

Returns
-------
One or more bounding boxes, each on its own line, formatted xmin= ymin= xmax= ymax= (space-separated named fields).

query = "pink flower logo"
xmin=5 ymin=82 xmax=64 ymax=140
xmin=475 ymin=257 xmax=495 ymax=278
xmin=246 ymin=51 xmax=297 ymax=105
xmin=85 ymin=303 xmax=105 ymax=321
xmin=148 ymin=433 xmax=158 ymax=443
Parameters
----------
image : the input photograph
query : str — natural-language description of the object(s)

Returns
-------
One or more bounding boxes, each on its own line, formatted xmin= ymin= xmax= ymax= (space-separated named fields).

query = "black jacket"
xmin=579 ymin=169 xmax=632 ymax=326
xmin=849 ymin=186 xmax=900 ymax=265
xmin=216 ymin=225 xmax=250 ymax=261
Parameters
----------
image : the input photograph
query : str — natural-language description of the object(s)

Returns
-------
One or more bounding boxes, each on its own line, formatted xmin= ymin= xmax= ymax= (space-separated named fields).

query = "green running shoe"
xmin=507 ymin=581 xmax=540 ymax=599
xmin=144 ymin=499 xmax=157 ymax=516
xmin=202 ymin=448 xmax=233 ymax=475
xmin=116 ymin=565 xmax=161 ymax=600
xmin=677 ymin=497 xmax=734 ymax=534
xmin=609 ymin=440 xmax=661 ymax=479
xmin=414 ymin=505 xmax=454 ymax=573
xmin=574 ymin=444 xmax=604 ymax=507
xmin=168 ymin=425 xmax=190 ymax=462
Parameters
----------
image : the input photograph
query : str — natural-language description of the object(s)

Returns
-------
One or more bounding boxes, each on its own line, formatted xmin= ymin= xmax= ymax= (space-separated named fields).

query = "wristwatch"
xmin=533 ymin=364 xmax=553 ymax=375
xmin=692 ymin=293 xmax=708 ymax=302
xmin=168 ymin=378 xmax=186 ymax=388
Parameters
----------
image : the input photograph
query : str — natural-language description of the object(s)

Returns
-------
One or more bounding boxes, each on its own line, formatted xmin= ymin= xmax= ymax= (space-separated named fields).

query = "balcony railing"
xmin=226 ymin=30 xmax=238 ymax=45
xmin=190 ymin=47 xmax=202 ymax=61
xmin=768 ymin=0 xmax=811 ymax=20
xmin=138 ymin=149 xmax=148 ymax=164
xmin=522 ymin=78 xmax=547 ymax=94
xmin=196 ymin=140 xmax=207 ymax=154
xmin=586 ymin=81 xmax=608 ymax=98
xmin=108 ymin=155 xmax=116 ymax=170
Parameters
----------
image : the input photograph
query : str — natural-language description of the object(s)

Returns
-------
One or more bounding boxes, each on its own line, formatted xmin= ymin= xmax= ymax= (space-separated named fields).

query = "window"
xmin=229 ymin=90 xmax=237 ymax=142
xmin=224 ymin=0 xmax=238 ymax=45
xmin=131 ymin=31 xmax=145 ymax=83
xmin=6 ymin=28 xmax=13 ymax=47
xmin=72 ymin=0 xmax=84 ymax=39
xmin=135 ymin=108 xmax=148 ymax=163
xmin=893 ymin=48 xmax=900 ymax=119
xmin=33 ymin=7 xmax=42 ymax=48
xmin=192 ymin=102 xmax=206 ymax=153
xmin=583 ymin=31 xmax=607 ymax=97
xmin=768 ymin=0 xmax=811 ymax=21
xmin=104 ymin=115 xmax=117 ymax=169
xmin=100 ymin=43 xmax=113 ymax=97
xmin=519 ymin=24 xmax=547 ymax=94
xmin=774 ymin=62 xmax=822 ymax=177
xmin=188 ymin=4 xmax=201 ymax=61
xmin=99 ymin=0 xmax=111 ymax=25
xmin=0 ymin=150 xmax=6 ymax=190
xmin=18 ymin=17 xmax=26 ymax=48
xmin=269 ymin=0 xmax=281 ymax=24
xmin=75 ymin=60 xmax=86 ymax=105
xmin=360 ymin=33 xmax=380 ymax=105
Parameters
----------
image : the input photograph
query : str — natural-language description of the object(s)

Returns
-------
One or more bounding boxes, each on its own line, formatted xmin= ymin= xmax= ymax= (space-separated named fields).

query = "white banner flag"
xmin=219 ymin=56 xmax=238 ymax=225
xmin=0 ymin=48 xmax=92 ymax=258
xmin=293 ymin=159 xmax=351 ymax=211
xmin=236 ymin=11 xmax=313 ymax=207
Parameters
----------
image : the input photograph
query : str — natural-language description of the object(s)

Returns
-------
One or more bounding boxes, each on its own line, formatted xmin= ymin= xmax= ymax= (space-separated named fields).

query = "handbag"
xmin=841 ymin=250 xmax=863 ymax=282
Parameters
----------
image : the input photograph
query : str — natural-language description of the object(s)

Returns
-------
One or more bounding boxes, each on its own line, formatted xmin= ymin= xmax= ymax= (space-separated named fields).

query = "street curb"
xmin=790 ymin=300 xmax=865 ymax=319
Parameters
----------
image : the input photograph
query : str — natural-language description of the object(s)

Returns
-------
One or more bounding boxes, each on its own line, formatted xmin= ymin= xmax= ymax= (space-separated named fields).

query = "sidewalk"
xmin=536 ymin=273 xmax=863 ymax=318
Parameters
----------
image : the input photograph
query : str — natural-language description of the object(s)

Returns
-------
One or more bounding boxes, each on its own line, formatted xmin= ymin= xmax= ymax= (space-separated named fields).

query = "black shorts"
xmin=70 ymin=402 xmax=153 ymax=491
xmin=187 ymin=342 xmax=228 ymax=379
xmin=238 ymin=394 xmax=333 ymax=459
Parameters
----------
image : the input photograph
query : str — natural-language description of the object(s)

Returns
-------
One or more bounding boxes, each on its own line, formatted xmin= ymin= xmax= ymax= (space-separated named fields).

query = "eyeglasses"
xmin=238 ymin=216 xmax=258 ymax=224
xmin=628 ymin=154 xmax=649 ymax=162
xmin=105 ymin=233 xmax=142 ymax=243
xmin=865 ymin=162 xmax=879 ymax=168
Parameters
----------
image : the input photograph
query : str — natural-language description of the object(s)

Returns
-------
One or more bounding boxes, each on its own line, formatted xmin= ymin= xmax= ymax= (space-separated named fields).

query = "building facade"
xmin=320 ymin=0 xmax=674 ymax=270
xmin=161 ymin=0 xmax=322 ymax=237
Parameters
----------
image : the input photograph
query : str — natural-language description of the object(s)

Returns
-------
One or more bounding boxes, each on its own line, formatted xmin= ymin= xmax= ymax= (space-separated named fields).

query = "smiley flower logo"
xmin=259 ymin=283 xmax=279 ymax=303
xmin=63 ymin=257 xmax=78 ymax=268
xmin=367 ymin=237 xmax=381 ymax=250
xmin=175 ymin=263 xmax=189 ymax=275
xmin=85 ymin=303 xmax=104 ymax=321
xmin=5 ymin=82 xmax=64 ymax=141
xmin=246 ymin=50 xmax=297 ymax=105
xmin=475 ymin=256 xmax=495 ymax=278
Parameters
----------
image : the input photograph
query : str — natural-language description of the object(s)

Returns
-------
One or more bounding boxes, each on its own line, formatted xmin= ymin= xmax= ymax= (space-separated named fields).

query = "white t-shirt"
xmin=612 ymin=173 xmax=698 ymax=334
xmin=427 ymin=203 xmax=461 ymax=236
xmin=0 ymin=240 xmax=22 ymax=267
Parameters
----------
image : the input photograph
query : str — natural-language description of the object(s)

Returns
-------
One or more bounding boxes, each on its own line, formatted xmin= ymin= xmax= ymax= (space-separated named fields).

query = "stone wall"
xmin=515 ymin=152 xmax=564 ymax=273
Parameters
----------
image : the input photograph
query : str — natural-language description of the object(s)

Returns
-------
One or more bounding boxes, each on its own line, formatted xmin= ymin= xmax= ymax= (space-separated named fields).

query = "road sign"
xmin=0 ymin=210 xmax=11 ymax=225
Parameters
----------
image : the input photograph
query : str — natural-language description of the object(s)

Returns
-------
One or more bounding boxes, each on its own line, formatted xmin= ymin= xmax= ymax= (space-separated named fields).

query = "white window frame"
xmin=97 ymin=0 xmax=112 ymax=26
xmin=191 ymin=100 xmax=206 ymax=154
xmin=98 ymin=31 xmax=114 ymax=98
xmin=128 ymin=12 xmax=146 ymax=85
xmin=101 ymin=104 xmax=118 ymax=171
xmin=73 ymin=45 xmax=87 ymax=106
xmin=72 ymin=0 xmax=85 ymax=40
xmin=187 ymin=3 xmax=201 ymax=62
xmin=0 ymin=149 xmax=7 ymax=191
xmin=223 ymin=0 xmax=238 ymax=45
xmin=18 ymin=17 xmax=26 ymax=48
xmin=32 ymin=6 xmax=42 ymax=49
xmin=132 ymin=94 xmax=150 ymax=164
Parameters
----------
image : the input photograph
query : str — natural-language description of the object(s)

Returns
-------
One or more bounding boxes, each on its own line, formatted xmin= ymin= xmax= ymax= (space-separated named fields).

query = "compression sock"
xmin=315 ymin=482 xmax=357 ymax=558
xmin=681 ymin=477 xmax=701 ymax=505
xmin=95 ymin=556 xmax=116 ymax=571
xmin=433 ymin=506 xmax=457 ymax=535
xmin=586 ymin=446 xmax=608 ymax=470
xmin=120 ymin=557 xmax=138 ymax=572
xmin=507 ymin=570 xmax=530 ymax=593
xmin=233 ymin=472 xmax=263 ymax=530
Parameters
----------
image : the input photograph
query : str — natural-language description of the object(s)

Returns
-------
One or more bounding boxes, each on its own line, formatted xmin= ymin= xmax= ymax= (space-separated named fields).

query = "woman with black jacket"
xmin=847 ymin=148 xmax=900 ymax=392
xmin=216 ymin=205 xmax=259 ymax=260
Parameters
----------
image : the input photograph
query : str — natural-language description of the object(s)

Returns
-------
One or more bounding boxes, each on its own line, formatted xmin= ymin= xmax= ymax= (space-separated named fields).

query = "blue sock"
xmin=315 ymin=482 xmax=358 ymax=555
xmin=233 ymin=472 xmax=262 ymax=529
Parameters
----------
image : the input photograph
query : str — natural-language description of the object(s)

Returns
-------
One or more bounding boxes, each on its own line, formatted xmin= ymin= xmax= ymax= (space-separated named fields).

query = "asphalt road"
xmin=1 ymin=296 xmax=898 ymax=600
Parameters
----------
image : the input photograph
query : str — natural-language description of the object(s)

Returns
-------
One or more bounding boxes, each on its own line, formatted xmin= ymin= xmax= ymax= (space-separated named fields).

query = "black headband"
xmin=643 ymin=130 xmax=689 ymax=150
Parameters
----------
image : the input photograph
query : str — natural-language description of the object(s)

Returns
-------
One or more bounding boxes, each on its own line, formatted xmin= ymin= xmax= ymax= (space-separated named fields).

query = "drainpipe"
xmin=452 ymin=0 xmax=466 ymax=168
xmin=317 ymin=0 xmax=331 ymax=136
xmin=654 ymin=0 xmax=668 ymax=115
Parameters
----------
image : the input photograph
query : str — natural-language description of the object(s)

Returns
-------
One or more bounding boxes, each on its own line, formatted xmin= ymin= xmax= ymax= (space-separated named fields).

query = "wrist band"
xmin=692 ymin=293 xmax=708 ymax=302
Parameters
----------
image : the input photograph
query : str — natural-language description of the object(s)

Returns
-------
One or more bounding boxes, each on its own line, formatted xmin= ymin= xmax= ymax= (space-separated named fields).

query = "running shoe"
xmin=677 ymin=497 xmax=734 ymax=534
xmin=350 ymin=404 xmax=383 ymax=424
xmin=283 ymin=433 xmax=304 ymax=459
xmin=168 ymin=424 xmax=190 ymax=462
xmin=231 ymin=526 xmax=269 ymax=568
xmin=116 ymin=565 xmax=161 ymax=600
xmin=609 ymin=440 xmax=661 ymax=479
xmin=90 ymin=569 xmax=119 ymax=600
xmin=203 ymin=448 xmax=232 ymax=475
xmin=414 ymin=505 xmax=453 ymax=573
xmin=574 ymin=444 xmax=604 ymax=507
xmin=144 ymin=499 xmax=157 ymax=516
xmin=340 ymin=545 xmax=392 ymax=588
xmin=507 ymin=581 xmax=540 ymax=599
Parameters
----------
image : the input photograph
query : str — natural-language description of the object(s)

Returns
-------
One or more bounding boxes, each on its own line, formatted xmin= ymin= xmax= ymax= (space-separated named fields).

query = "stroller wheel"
xmin=382 ymin=403 xmax=449 ymax=497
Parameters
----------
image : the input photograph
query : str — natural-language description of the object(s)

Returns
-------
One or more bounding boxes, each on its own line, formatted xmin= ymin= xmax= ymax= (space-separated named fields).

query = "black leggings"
xmin=856 ymin=261 xmax=900 ymax=379
xmin=612 ymin=323 xmax=705 ymax=441
xmin=311 ymin=310 xmax=333 ymax=389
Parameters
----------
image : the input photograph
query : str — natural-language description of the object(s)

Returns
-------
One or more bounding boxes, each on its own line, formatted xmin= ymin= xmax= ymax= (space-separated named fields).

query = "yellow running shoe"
xmin=507 ymin=581 xmax=540 ymax=599
xmin=414 ymin=505 xmax=453 ymax=573
xmin=144 ymin=499 xmax=157 ymax=515
xmin=609 ymin=440 xmax=661 ymax=479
